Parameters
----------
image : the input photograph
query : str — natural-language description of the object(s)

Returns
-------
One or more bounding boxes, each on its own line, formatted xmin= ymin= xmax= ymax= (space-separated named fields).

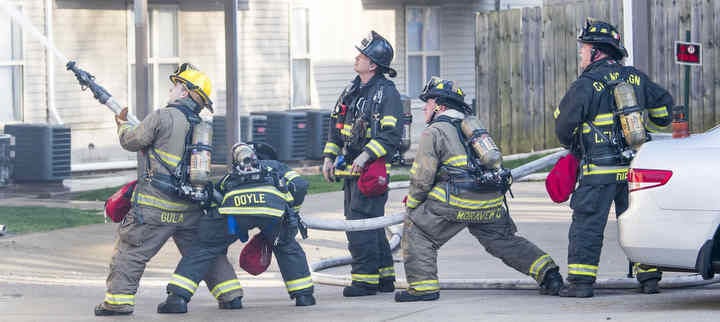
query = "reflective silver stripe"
xmin=169 ymin=274 xmax=199 ymax=294
xmin=351 ymin=274 xmax=379 ymax=284
xmin=323 ymin=142 xmax=341 ymax=155
xmin=104 ymin=293 xmax=135 ymax=305
xmin=409 ymin=280 xmax=440 ymax=292
xmin=379 ymin=266 xmax=395 ymax=278
xmin=568 ymin=264 xmax=598 ymax=277
xmin=428 ymin=186 xmax=504 ymax=210
xmin=528 ymin=254 xmax=552 ymax=280
xmin=211 ymin=279 xmax=243 ymax=299
xmin=218 ymin=206 xmax=285 ymax=217
xmin=285 ymin=276 xmax=313 ymax=292
xmin=406 ymin=195 xmax=421 ymax=209
xmin=135 ymin=193 xmax=191 ymax=212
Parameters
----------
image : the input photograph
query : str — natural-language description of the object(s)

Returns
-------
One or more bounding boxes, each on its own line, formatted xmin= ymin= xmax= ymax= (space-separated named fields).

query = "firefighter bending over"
xmin=396 ymin=77 xmax=564 ymax=302
xmin=157 ymin=142 xmax=315 ymax=313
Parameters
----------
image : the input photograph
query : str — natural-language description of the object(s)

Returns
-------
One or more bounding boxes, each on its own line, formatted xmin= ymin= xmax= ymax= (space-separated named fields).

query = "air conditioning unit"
xmin=4 ymin=124 xmax=71 ymax=182
xmin=295 ymin=109 xmax=330 ymax=160
xmin=241 ymin=115 xmax=268 ymax=144
xmin=211 ymin=115 xmax=228 ymax=164
xmin=252 ymin=111 xmax=307 ymax=161
xmin=0 ymin=134 xmax=14 ymax=187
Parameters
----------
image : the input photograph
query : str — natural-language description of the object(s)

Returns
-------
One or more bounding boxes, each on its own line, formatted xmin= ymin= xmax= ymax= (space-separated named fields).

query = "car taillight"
xmin=628 ymin=168 xmax=673 ymax=192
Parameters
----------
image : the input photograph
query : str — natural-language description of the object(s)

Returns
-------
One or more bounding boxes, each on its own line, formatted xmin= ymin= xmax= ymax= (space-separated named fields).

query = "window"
xmin=406 ymin=7 xmax=441 ymax=97
xmin=0 ymin=3 xmax=23 ymax=122
xmin=128 ymin=5 xmax=180 ymax=110
xmin=291 ymin=7 xmax=311 ymax=107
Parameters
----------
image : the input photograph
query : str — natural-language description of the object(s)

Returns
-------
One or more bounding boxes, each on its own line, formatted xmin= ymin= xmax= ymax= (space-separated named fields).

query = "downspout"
xmin=622 ymin=0 xmax=634 ymax=66
xmin=45 ymin=0 xmax=62 ymax=124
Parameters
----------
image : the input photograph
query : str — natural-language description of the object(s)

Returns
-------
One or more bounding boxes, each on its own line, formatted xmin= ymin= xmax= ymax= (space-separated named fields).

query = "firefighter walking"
xmin=95 ymin=64 xmax=240 ymax=316
xmin=555 ymin=19 xmax=672 ymax=297
xmin=396 ymin=77 xmax=564 ymax=302
xmin=321 ymin=31 xmax=403 ymax=297
xmin=157 ymin=142 xmax=315 ymax=313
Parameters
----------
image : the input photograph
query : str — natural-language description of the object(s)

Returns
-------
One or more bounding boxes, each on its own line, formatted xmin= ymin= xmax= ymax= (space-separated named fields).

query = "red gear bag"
xmin=239 ymin=232 xmax=273 ymax=276
xmin=104 ymin=180 xmax=137 ymax=223
xmin=358 ymin=157 xmax=389 ymax=197
xmin=545 ymin=153 xmax=579 ymax=203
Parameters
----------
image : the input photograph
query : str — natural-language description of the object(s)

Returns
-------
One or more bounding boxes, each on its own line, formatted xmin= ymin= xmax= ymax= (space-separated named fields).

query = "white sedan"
xmin=619 ymin=125 xmax=720 ymax=278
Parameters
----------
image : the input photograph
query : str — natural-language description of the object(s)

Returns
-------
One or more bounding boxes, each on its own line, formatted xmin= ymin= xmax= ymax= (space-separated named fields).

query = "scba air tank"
xmin=188 ymin=119 xmax=213 ymax=187
xmin=460 ymin=116 xmax=502 ymax=169
xmin=613 ymin=82 xmax=646 ymax=148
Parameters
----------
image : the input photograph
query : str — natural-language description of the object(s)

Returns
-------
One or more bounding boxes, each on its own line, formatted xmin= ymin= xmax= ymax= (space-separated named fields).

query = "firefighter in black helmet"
xmin=555 ymin=18 xmax=672 ymax=297
xmin=321 ymin=31 xmax=402 ymax=297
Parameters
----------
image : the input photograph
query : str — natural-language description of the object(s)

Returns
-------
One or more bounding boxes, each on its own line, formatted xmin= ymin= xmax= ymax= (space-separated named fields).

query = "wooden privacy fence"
xmin=476 ymin=0 xmax=720 ymax=154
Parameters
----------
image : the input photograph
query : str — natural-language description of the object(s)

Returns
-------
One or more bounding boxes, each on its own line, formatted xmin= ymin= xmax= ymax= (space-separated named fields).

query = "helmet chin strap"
xmin=590 ymin=47 xmax=598 ymax=63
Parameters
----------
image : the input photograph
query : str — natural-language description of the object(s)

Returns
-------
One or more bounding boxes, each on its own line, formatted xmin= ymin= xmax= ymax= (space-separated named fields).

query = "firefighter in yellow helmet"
xmin=95 ymin=63 xmax=241 ymax=315
xmin=395 ymin=77 xmax=564 ymax=302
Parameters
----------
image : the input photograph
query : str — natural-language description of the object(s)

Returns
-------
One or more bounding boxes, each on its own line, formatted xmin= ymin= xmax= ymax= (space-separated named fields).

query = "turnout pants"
xmin=167 ymin=214 xmax=314 ymax=301
xmin=403 ymin=200 xmax=558 ymax=294
xmin=567 ymin=182 xmax=661 ymax=284
xmin=343 ymin=177 xmax=396 ymax=289
xmin=103 ymin=206 xmax=237 ymax=308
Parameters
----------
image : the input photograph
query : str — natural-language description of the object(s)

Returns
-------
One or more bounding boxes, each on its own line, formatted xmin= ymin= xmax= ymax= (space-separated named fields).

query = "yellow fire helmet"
xmin=169 ymin=63 xmax=214 ymax=112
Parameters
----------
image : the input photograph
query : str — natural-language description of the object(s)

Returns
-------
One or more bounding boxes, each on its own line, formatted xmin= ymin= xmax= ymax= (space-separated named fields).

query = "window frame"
xmin=0 ymin=1 xmax=24 ymax=123
xmin=290 ymin=6 xmax=312 ymax=108
xmin=127 ymin=4 xmax=181 ymax=111
xmin=405 ymin=5 xmax=442 ymax=98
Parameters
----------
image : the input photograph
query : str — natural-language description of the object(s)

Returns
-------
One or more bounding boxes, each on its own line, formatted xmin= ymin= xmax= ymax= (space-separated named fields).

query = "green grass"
xmin=72 ymin=186 xmax=125 ymax=202
xmin=0 ymin=206 xmax=104 ymax=235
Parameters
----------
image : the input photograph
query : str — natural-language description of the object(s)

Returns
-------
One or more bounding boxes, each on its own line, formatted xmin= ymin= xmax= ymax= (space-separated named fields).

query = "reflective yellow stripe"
xmin=409 ymin=279 xmax=440 ymax=292
xmin=366 ymin=128 xmax=372 ymax=138
xmin=380 ymin=116 xmax=397 ymax=128
xmin=443 ymin=155 xmax=467 ymax=167
xmin=136 ymin=193 xmax=191 ymax=212
xmin=409 ymin=162 xmax=419 ymax=175
xmin=365 ymin=139 xmax=387 ymax=158
xmin=593 ymin=113 xmax=614 ymax=125
xmin=104 ymin=293 xmax=135 ymax=306
xmin=341 ymin=124 xmax=353 ymax=137
xmin=292 ymin=205 xmax=302 ymax=212
xmin=428 ymin=187 xmax=504 ymax=210
xmin=323 ymin=142 xmax=341 ymax=156
xmin=633 ymin=263 xmax=659 ymax=274
xmin=286 ymin=276 xmax=314 ymax=292
xmin=335 ymin=169 xmax=361 ymax=177
xmin=406 ymin=195 xmax=421 ymax=209
xmin=152 ymin=148 xmax=181 ymax=167
xmin=169 ymin=274 xmax=199 ymax=294
xmin=218 ymin=207 xmax=285 ymax=217
xmin=222 ymin=188 xmax=293 ymax=204
xmin=284 ymin=171 xmax=300 ymax=182
xmin=553 ymin=107 xmax=560 ymax=119
xmin=528 ymin=254 xmax=552 ymax=279
xmin=379 ymin=266 xmax=396 ymax=278
xmin=118 ymin=123 xmax=134 ymax=136
xmin=582 ymin=164 xmax=628 ymax=176
xmin=351 ymin=274 xmax=379 ymax=284
xmin=211 ymin=279 xmax=243 ymax=299
xmin=648 ymin=106 xmax=668 ymax=118
xmin=568 ymin=264 xmax=598 ymax=277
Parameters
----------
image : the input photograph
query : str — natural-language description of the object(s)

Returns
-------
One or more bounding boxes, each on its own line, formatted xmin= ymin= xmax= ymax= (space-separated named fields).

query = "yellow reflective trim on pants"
xmin=406 ymin=195 xmax=421 ymax=209
xmin=379 ymin=266 xmax=396 ymax=278
xmin=136 ymin=193 xmax=191 ymax=212
xmin=582 ymin=164 xmax=628 ymax=176
xmin=633 ymin=263 xmax=659 ymax=274
xmin=409 ymin=279 xmax=440 ymax=292
xmin=152 ymin=148 xmax=181 ymax=168
xmin=218 ymin=207 xmax=285 ymax=217
xmin=211 ymin=279 xmax=243 ymax=299
xmin=286 ymin=276 xmax=313 ymax=292
xmin=104 ymin=293 xmax=135 ymax=306
xmin=365 ymin=139 xmax=387 ymax=158
xmin=429 ymin=187 xmax=504 ymax=210
xmin=529 ymin=254 xmax=552 ymax=279
xmin=351 ymin=274 xmax=379 ymax=284
xmin=568 ymin=264 xmax=598 ymax=277
xmin=169 ymin=273 xmax=199 ymax=295
xmin=323 ymin=142 xmax=340 ymax=155
xmin=222 ymin=187 xmax=294 ymax=204
xmin=648 ymin=106 xmax=668 ymax=118
xmin=443 ymin=155 xmax=467 ymax=167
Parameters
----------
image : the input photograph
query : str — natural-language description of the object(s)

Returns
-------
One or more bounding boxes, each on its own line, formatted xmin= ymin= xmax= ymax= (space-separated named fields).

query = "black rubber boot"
xmin=640 ymin=279 xmax=660 ymax=294
xmin=379 ymin=279 xmax=395 ymax=293
xmin=539 ymin=268 xmax=564 ymax=296
xmin=294 ymin=294 xmax=316 ymax=306
xmin=558 ymin=283 xmax=594 ymax=298
xmin=394 ymin=291 xmax=440 ymax=302
xmin=218 ymin=296 xmax=243 ymax=309
xmin=342 ymin=284 xmax=377 ymax=297
xmin=157 ymin=293 xmax=188 ymax=314
xmin=94 ymin=303 xmax=133 ymax=316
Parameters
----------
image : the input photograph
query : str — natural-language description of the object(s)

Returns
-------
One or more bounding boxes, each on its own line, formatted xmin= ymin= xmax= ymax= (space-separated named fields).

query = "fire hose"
xmin=305 ymin=149 xmax=720 ymax=290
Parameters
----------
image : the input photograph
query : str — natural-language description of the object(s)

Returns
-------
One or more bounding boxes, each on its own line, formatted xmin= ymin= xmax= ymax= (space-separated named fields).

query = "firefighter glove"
xmin=322 ymin=157 xmax=335 ymax=183
xmin=115 ymin=107 xmax=129 ymax=127
xmin=351 ymin=151 xmax=371 ymax=174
